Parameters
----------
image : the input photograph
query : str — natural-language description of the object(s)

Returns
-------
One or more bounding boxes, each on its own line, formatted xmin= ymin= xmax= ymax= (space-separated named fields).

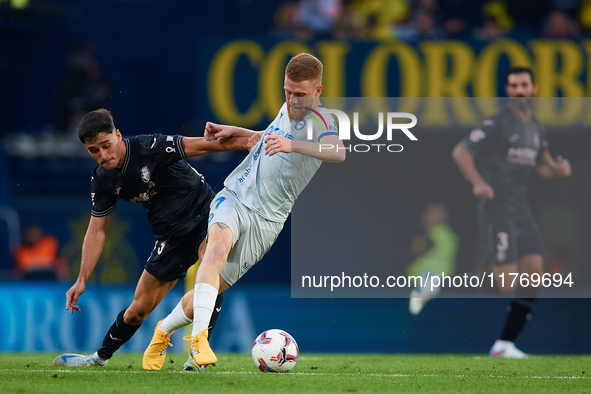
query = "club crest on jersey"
xmin=294 ymin=119 xmax=307 ymax=130
xmin=141 ymin=166 xmax=151 ymax=183
xmin=470 ymin=129 xmax=486 ymax=142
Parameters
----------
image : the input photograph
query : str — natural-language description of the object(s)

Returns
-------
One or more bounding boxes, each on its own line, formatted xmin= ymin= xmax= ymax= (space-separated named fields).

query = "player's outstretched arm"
xmin=66 ymin=214 xmax=110 ymax=314
xmin=265 ymin=133 xmax=346 ymax=163
xmin=182 ymin=135 xmax=252 ymax=157
xmin=183 ymin=121 xmax=262 ymax=156
xmin=451 ymin=143 xmax=494 ymax=199
xmin=204 ymin=122 xmax=259 ymax=140
xmin=536 ymin=151 xmax=572 ymax=178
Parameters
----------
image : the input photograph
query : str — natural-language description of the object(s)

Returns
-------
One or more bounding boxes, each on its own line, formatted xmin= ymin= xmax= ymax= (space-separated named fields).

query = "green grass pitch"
xmin=1 ymin=353 xmax=589 ymax=393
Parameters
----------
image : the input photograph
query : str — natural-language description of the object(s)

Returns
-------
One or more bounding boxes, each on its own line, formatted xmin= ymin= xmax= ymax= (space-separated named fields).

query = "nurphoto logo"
xmin=305 ymin=107 xmax=418 ymax=153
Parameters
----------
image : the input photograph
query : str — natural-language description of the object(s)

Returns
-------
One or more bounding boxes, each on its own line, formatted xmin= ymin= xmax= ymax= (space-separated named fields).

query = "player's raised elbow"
xmin=325 ymin=148 xmax=345 ymax=163
xmin=332 ymin=149 xmax=346 ymax=163
xmin=318 ymin=140 xmax=345 ymax=163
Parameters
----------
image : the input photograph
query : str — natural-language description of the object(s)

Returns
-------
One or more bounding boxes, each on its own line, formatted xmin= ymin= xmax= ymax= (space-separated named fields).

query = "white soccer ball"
xmin=251 ymin=329 xmax=299 ymax=373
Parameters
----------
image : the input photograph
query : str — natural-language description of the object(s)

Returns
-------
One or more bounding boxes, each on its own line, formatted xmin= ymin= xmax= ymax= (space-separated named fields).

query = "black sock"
xmin=499 ymin=297 xmax=536 ymax=342
xmin=97 ymin=308 xmax=141 ymax=360
xmin=208 ymin=294 xmax=223 ymax=339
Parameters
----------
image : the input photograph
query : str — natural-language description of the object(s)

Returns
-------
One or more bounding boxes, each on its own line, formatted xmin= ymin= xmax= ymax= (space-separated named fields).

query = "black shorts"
xmin=477 ymin=202 xmax=545 ymax=266
xmin=144 ymin=219 xmax=209 ymax=282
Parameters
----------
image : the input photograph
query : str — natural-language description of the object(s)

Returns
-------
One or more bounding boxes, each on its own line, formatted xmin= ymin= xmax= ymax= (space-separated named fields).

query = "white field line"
xmin=0 ymin=369 xmax=587 ymax=380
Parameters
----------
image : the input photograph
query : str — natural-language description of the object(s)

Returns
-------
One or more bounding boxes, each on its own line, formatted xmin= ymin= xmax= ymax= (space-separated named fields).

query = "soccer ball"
xmin=251 ymin=329 xmax=299 ymax=373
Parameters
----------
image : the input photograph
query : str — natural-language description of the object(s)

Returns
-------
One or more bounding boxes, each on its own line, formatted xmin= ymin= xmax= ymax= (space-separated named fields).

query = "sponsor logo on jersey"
xmin=141 ymin=166 xmax=151 ymax=183
xmin=506 ymin=147 xmax=537 ymax=166
xmin=269 ymin=126 xmax=294 ymax=140
xmin=167 ymin=135 xmax=174 ymax=142
xmin=238 ymin=148 xmax=261 ymax=183
xmin=129 ymin=181 xmax=157 ymax=202
xmin=483 ymin=119 xmax=494 ymax=126
xmin=470 ymin=129 xmax=486 ymax=142
xmin=508 ymin=133 xmax=519 ymax=142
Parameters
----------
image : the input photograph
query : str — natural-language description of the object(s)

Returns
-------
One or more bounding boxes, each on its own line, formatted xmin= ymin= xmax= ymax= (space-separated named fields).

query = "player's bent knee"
xmin=200 ymin=258 xmax=226 ymax=274
xmin=204 ymin=239 xmax=232 ymax=264
xmin=125 ymin=303 xmax=152 ymax=324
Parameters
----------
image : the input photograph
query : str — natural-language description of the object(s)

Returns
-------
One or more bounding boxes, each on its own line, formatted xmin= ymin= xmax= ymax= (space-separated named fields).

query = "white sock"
xmin=159 ymin=300 xmax=192 ymax=334
xmin=191 ymin=283 xmax=218 ymax=336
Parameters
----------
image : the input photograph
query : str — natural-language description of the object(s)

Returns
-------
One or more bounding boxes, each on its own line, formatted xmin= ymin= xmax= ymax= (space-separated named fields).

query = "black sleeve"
xmin=460 ymin=116 xmax=500 ymax=157
xmin=90 ymin=172 xmax=116 ymax=217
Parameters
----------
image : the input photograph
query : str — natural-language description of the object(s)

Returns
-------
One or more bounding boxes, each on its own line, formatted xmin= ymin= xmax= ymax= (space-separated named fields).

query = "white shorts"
xmin=208 ymin=188 xmax=284 ymax=286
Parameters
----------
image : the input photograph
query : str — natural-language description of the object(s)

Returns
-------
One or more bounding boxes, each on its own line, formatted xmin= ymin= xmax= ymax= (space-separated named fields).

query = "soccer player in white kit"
xmin=142 ymin=53 xmax=345 ymax=371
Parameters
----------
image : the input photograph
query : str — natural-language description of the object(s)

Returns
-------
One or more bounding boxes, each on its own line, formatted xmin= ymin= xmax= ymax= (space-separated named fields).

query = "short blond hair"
xmin=285 ymin=53 xmax=323 ymax=85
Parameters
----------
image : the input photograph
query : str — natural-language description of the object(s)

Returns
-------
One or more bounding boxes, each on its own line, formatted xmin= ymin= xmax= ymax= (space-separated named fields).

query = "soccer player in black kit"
xmin=53 ymin=109 xmax=249 ymax=368
xmin=452 ymin=67 xmax=572 ymax=357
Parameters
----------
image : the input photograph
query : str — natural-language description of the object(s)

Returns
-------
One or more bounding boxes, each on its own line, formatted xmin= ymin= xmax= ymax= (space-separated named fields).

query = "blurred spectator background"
xmin=272 ymin=0 xmax=585 ymax=41
xmin=14 ymin=220 xmax=69 ymax=281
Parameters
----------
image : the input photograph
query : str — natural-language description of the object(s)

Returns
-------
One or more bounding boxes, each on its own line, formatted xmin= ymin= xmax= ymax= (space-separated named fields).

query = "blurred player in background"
xmin=408 ymin=203 xmax=459 ymax=315
xmin=53 ymin=109 xmax=249 ymax=368
xmin=450 ymin=67 xmax=572 ymax=357
xmin=144 ymin=53 xmax=345 ymax=371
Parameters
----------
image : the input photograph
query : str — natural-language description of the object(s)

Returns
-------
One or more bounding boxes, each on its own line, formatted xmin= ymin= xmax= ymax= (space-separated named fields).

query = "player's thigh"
xmin=203 ymin=190 xmax=244 ymax=271
xmin=204 ymin=223 xmax=235 ymax=264
xmin=220 ymin=212 xmax=284 ymax=286
xmin=515 ymin=214 xmax=545 ymax=270
xmin=517 ymin=253 xmax=544 ymax=276
xmin=490 ymin=263 xmax=518 ymax=292
xmin=207 ymin=189 xmax=242 ymax=248
xmin=145 ymin=228 xmax=203 ymax=282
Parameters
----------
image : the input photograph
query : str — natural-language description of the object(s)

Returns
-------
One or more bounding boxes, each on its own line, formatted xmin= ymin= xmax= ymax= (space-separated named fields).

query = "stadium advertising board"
xmin=202 ymin=39 xmax=591 ymax=128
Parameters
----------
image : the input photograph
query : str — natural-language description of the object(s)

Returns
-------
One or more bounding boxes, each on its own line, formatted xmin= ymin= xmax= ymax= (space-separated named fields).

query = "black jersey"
xmin=90 ymin=134 xmax=215 ymax=240
xmin=461 ymin=106 xmax=549 ymax=213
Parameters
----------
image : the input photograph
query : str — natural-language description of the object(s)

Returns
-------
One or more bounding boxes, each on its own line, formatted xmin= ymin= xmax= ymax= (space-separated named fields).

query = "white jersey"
xmin=224 ymin=102 xmax=338 ymax=222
